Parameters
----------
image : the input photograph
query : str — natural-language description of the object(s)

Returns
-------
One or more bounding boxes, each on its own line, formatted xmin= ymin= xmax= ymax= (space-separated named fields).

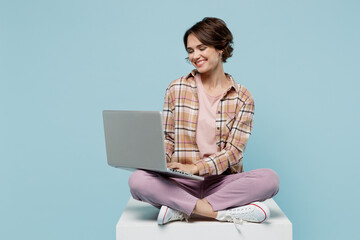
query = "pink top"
xmin=195 ymin=74 xmax=224 ymax=159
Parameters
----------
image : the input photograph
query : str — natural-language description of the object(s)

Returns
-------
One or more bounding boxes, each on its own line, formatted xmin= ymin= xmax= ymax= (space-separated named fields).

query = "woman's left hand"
xmin=167 ymin=162 xmax=199 ymax=175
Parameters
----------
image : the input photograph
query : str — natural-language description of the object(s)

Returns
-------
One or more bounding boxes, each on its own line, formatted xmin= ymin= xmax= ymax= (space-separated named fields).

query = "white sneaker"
xmin=157 ymin=206 xmax=187 ymax=225
xmin=216 ymin=202 xmax=270 ymax=223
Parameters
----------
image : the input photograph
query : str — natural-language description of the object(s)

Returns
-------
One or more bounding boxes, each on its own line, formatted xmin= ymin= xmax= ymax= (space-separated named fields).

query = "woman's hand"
xmin=167 ymin=162 xmax=199 ymax=175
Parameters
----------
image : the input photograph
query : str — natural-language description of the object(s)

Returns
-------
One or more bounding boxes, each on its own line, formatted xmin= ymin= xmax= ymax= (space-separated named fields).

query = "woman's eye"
xmin=200 ymin=47 xmax=207 ymax=51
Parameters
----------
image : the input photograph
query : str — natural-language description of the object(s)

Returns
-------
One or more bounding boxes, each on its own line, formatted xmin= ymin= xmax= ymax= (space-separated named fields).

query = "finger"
xmin=167 ymin=162 xmax=179 ymax=169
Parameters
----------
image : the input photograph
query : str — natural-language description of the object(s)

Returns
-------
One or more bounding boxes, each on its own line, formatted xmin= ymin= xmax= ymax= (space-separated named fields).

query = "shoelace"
xmin=225 ymin=216 xmax=245 ymax=231
xmin=169 ymin=211 xmax=189 ymax=223
xmin=233 ymin=218 xmax=245 ymax=231
xmin=226 ymin=206 xmax=257 ymax=231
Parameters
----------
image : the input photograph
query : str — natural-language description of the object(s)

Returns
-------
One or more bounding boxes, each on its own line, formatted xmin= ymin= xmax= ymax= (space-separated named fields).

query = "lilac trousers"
xmin=128 ymin=168 xmax=279 ymax=216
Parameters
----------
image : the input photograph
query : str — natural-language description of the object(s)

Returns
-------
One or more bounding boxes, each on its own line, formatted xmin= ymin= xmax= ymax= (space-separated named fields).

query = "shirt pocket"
xmin=225 ymin=112 xmax=237 ymax=131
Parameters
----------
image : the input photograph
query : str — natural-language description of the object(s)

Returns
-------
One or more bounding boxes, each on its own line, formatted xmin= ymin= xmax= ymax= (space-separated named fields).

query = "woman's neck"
xmin=200 ymin=63 xmax=229 ymax=90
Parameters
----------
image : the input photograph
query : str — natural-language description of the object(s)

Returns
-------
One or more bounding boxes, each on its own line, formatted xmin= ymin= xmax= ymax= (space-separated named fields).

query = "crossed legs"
xmin=128 ymin=168 xmax=279 ymax=218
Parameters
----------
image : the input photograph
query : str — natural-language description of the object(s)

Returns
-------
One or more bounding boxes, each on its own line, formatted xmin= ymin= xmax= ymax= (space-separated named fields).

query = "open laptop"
xmin=103 ymin=110 xmax=204 ymax=181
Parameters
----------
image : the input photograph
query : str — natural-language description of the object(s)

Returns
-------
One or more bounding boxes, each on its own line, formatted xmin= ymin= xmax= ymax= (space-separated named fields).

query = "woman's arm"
xmin=195 ymin=97 xmax=255 ymax=176
xmin=163 ymin=84 xmax=200 ymax=175
xmin=163 ymin=88 xmax=175 ymax=162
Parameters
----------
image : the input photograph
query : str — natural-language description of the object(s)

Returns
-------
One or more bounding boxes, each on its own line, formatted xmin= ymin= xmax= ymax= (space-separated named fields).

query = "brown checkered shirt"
xmin=163 ymin=70 xmax=255 ymax=176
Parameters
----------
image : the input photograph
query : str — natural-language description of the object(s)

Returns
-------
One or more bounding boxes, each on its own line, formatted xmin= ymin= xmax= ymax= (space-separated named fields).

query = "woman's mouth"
xmin=196 ymin=60 xmax=206 ymax=67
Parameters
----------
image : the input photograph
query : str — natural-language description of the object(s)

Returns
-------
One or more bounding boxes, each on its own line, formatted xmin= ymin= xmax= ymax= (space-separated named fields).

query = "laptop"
xmin=103 ymin=110 xmax=204 ymax=181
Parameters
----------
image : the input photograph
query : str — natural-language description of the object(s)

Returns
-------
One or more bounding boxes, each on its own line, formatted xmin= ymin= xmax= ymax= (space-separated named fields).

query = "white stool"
xmin=116 ymin=197 xmax=292 ymax=240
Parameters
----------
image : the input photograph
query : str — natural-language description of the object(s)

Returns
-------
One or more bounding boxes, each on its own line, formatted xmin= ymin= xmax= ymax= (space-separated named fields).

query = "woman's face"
xmin=186 ymin=34 xmax=223 ymax=74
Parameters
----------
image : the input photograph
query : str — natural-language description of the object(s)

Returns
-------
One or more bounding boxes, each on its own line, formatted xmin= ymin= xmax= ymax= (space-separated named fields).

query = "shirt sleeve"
xmin=194 ymin=96 xmax=255 ymax=176
xmin=162 ymin=87 xmax=175 ymax=162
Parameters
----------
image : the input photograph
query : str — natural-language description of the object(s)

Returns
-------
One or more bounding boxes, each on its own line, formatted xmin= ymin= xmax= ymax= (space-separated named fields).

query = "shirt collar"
xmin=185 ymin=69 xmax=239 ymax=92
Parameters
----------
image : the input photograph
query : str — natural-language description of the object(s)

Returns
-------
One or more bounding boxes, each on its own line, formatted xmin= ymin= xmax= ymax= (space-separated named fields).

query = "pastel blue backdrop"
xmin=1 ymin=0 xmax=359 ymax=239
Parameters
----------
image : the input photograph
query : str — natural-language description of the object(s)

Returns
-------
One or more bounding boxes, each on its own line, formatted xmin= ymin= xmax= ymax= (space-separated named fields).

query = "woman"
xmin=128 ymin=17 xmax=279 ymax=225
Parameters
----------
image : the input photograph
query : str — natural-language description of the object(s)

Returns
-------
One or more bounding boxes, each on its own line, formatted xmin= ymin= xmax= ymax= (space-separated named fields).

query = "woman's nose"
xmin=193 ymin=50 xmax=201 ymax=60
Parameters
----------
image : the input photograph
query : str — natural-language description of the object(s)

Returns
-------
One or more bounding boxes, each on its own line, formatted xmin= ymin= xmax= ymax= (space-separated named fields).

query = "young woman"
xmin=128 ymin=17 xmax=279 ymax=225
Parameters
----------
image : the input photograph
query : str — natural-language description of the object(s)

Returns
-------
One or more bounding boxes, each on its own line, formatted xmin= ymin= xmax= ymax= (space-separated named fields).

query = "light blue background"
xmin=1 ymin=0 xmax=359 ymax=239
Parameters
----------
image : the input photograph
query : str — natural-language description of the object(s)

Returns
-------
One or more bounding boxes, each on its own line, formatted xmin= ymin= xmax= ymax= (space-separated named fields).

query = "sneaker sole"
xmin=157 ymin=206 xmax=169 ymax=225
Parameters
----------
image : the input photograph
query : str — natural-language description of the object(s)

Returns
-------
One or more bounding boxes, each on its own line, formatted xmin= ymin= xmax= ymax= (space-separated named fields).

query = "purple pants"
xmin=128 ymin=168 xmax=279 ymax=216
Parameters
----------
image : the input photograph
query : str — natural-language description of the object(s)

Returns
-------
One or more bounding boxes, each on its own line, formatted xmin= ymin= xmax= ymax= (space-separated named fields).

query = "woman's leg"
xmin=192 ymin=198 xmax=218 ymax=218
xmin=128 ymin=170 xmax=201 ymax=216
xmin=192 ymin=168 xmax=279 ymax=218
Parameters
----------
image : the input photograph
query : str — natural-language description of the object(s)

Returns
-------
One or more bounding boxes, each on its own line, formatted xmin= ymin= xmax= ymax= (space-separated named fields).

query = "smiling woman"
xmin=184 ymin=17 xmax=233 ymax=63
xmin=128 ymin=17 xmax=280 ymax=227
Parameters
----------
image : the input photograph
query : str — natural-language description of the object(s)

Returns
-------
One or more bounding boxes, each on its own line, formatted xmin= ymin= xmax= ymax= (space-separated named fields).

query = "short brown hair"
xmin=183 ymin=17 xmax=234 ymax=63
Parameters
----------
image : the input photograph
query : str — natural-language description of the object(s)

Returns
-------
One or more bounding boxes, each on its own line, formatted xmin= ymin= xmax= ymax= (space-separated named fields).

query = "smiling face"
xmin=186 ymin=34 xmax=223 ymax=74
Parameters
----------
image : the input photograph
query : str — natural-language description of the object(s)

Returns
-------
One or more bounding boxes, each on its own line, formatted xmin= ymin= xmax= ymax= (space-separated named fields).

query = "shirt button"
xmin=217 ymin=111 xmax=220 ymax=114
xmin=217 ymin=127 xmax=220 ymax=130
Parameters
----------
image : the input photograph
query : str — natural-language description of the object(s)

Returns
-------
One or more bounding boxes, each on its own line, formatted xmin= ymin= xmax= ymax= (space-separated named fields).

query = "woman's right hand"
xmin=167 ymin=162 xmax=199 ymax=175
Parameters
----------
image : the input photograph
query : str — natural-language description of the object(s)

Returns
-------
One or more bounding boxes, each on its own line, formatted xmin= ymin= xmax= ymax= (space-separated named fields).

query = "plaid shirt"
xmin=163 ymin=70 xmax=255 ymax=176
